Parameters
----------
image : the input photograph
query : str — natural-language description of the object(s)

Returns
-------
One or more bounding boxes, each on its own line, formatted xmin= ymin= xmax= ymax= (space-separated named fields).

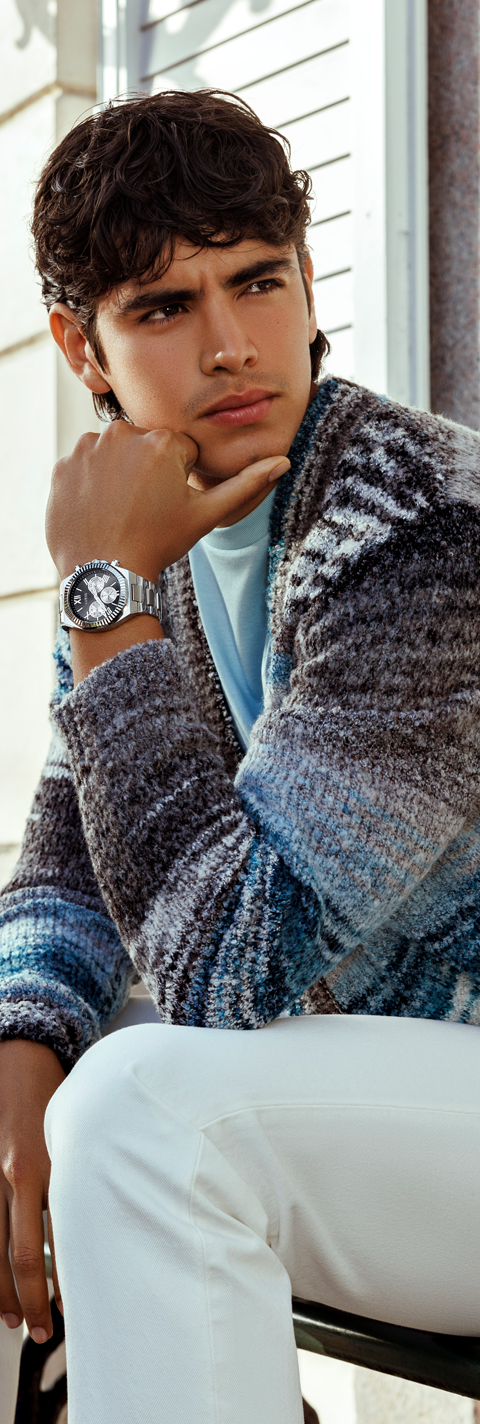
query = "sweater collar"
xmin=269 ymin=378 xmax=339 ymax=549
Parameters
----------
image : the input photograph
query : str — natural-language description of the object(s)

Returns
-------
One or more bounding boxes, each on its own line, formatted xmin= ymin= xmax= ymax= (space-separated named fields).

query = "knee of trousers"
xmin=44 ymin=1022 xmax=230 ymax=1187
xmin=45 ymin=1017 xmax=265 ymax=1174
xmin=45 ymin=1023 xmax=273 ymax=1251
xmin=45 ymin=1024 xmax=175 ymax=1172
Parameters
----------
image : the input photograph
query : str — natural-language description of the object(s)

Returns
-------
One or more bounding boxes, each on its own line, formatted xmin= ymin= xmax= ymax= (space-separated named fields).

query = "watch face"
xmin=66 ymin=564 xmax=126 ymax=628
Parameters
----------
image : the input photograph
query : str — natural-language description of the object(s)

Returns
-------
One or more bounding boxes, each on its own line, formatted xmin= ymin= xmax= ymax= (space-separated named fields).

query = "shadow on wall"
xmin=14 ymin=0 xmax=55 ymax=49
xmin=139 ymin=0 xmax=274 ymax=92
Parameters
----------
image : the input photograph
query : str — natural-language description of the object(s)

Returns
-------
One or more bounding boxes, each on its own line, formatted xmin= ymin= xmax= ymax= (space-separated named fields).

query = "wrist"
xmin=59 ymin=560 xmax=162 ymax=637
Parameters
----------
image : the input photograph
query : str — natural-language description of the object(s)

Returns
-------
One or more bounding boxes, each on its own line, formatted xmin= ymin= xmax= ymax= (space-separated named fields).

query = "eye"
xmin=141 ymin=303 xmax=184 ymax=325
xmin=245 ymin=278 xmax=283 ymax=295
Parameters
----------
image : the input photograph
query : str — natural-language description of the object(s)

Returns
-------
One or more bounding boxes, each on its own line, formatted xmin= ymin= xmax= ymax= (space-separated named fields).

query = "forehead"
xmin=99 ymin=236 xmax=298 ymax=317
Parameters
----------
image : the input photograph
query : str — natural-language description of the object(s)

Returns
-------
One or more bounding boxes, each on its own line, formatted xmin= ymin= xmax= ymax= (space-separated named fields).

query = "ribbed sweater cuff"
xmin=0 ymin=985 xmax=101 ymax=1073
xmin=52 ymin=637 xmax=204 ymax=767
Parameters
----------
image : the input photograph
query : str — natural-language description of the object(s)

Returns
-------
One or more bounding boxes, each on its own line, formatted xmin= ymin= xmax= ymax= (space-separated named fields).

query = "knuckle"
xmin=4 ymin=1153 xmax=30 ymax=1189
xmin=105 ymin=420 xmax=127 ymax=441
xmin=11 ymin=1246 xmax=43 ymax=1278
xmin=70 ymin=439 xmax=90 ymax=464
xmin=152 ymin=426 xmax=173 ymax=447
xmin=25 ymin=1302 xmax=49 ymax=1326
xmin=148 ymin=429 xmax=167 ymax=453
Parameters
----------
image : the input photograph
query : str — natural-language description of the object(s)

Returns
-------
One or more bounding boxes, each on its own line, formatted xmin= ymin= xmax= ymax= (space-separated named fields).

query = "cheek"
xmin=107 ymin=341 xmax=186 ymax=423
xmin=255 ymin=299 xmax=310 ymax=361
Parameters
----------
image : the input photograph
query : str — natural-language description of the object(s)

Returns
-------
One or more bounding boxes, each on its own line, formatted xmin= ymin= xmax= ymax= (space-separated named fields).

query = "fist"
xmin=47 ymin=424 xmax=198 ymax=583
xmin=46 ymin=422 xmax=289 ymax=583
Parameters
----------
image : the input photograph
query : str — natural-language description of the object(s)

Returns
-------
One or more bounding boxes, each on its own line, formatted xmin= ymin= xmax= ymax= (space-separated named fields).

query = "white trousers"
xmin=43 ymin=1012 xmax=480 ymax=1424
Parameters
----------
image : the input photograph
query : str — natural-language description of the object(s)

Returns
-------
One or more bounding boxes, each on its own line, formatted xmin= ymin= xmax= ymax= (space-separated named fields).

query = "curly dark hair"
xmin=32 ymin=88 xmax=329 ymax=419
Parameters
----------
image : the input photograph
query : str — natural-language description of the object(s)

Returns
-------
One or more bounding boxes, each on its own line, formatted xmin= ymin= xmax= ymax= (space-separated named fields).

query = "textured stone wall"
xmin=428 ymin=0 xmax=480 ymax=429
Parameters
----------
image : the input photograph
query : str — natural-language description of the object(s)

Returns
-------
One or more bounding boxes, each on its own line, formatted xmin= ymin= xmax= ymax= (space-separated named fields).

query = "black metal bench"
xmin=293 ymin=1297 xmax=480 ymax=1401
xmin=16 ymin=1246 xmax=479 ymax=1422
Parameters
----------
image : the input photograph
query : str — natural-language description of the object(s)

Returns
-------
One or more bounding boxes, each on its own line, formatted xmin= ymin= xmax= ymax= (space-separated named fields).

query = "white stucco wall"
xmin=0 ymin=0 xmax=100 ymax=889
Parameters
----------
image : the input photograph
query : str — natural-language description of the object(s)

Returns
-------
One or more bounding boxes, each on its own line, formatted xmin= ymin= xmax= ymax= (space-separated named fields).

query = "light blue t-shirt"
xmin=188 ymin=489 xmax=275 ymax=750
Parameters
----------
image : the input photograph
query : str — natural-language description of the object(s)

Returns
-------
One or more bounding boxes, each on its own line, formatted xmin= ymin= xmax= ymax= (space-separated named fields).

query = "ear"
xmin=302 ymin=253 xmax=318 ymax=345
xmin=49 ymin=303 xmax=112 ymax=394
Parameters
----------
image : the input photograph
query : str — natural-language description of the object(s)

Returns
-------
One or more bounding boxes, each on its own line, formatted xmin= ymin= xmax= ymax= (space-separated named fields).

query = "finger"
xmin=201 ymin=454 xmax=290 ymax=528
xmin=146 ymin=428 xmax=199 ymax=477
xmin=180 ymin=433 xmax=200 ymax=475
xmin=10 ymin=1188 xmax=52 ymax=1342
xmin=47 ymin=1207 xmax=63 ymax=1316
xmin=0 ymin=1194 xmax=22 ymax=1328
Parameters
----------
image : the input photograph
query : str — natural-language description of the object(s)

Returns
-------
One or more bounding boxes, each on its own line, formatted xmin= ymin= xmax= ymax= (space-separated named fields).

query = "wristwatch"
xmin=59 ymin=560 xmax=162 ymax=632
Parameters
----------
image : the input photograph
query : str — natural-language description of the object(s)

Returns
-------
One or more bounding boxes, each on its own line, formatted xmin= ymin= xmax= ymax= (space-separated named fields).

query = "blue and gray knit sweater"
xmin=2 ymin=378 xmax=480 ymax=1071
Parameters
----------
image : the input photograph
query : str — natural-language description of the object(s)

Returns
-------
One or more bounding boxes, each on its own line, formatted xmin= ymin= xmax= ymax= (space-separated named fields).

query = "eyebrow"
xmin=117 ymin=257 xmax=295 ymax=316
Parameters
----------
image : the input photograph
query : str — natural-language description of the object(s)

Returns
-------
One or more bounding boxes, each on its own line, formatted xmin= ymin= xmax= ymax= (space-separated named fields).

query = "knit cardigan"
xmin=2 ymin=377 xmax=480 ymax=1072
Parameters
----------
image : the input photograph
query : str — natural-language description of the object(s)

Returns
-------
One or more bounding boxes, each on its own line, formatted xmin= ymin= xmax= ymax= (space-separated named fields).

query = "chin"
xmin=198 ymin=434 xmax=282 ymax=482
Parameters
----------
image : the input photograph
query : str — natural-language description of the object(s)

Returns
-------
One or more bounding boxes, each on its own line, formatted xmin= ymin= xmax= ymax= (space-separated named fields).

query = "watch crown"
xmin=75 ymin=565 xmax=80 ymax=571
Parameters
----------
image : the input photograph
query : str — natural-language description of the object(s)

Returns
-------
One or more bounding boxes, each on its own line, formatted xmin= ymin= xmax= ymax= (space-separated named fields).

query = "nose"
xmin=200 ymin=298 xmax=258 ymax=376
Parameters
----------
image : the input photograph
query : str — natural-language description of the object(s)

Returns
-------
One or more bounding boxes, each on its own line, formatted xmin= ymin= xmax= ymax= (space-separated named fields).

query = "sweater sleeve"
xmin=0 ymin=628 xmax=136 ymax=1070
xmin=51 ymin=442 xmax=480 ymax=1029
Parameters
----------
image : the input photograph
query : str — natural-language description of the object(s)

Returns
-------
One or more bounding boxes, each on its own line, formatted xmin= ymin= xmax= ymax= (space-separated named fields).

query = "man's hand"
xmin=46 ymin=422 xmax=290 ymax=584
xmin=0 ymin=1041 xmax=65 ymax=1341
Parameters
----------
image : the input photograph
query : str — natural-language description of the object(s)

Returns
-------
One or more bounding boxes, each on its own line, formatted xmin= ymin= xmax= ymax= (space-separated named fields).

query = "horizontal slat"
xmin=308 ymin=154 xmax=352 ymax=225
xmin=282 ymin=99 xmax=350 ymax=173
xmin=307 ymin=212 xmax=353 ymax=278
xmin=144 ymin=0 xmax=310 ymax=23
xmin=235 ymin=43 xmax=350 ymax=129
xmin=142 ymin=0 xmax=348 ymax=77
xmin=323 ymin=324 xmax=354 ymax=379
xmin=145 ymin=0 xmax=185 ymax=20
xmin=313 ymin=267 xmax=353 ymax=331
xmin=143 ymin=2 xmax=348 ymax=91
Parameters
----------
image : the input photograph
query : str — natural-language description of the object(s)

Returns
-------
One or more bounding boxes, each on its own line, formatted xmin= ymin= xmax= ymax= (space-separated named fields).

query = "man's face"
xmin=93 ymin=238 xmax=318 ymax=484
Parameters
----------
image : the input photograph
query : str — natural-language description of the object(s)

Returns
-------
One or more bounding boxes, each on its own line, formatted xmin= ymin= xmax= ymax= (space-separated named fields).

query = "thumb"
xmin=202 ymin=455 xmax=290 ymax=527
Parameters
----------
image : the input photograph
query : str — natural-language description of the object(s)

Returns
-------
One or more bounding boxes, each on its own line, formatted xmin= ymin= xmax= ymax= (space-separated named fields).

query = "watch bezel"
xmin=63 ymin=561 xmax=128 ymax=631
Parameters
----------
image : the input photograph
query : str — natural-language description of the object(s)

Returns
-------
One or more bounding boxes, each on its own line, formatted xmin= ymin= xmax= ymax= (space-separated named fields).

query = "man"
xmin=1 ymin=87 xmax=480 ymax=1424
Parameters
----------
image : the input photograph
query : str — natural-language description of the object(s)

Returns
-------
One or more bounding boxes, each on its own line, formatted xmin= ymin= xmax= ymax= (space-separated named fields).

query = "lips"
xmin=201 ymin=389 xmax=277 ymax=427
xmin=203 ymin=388 xmax=273 ymax=414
